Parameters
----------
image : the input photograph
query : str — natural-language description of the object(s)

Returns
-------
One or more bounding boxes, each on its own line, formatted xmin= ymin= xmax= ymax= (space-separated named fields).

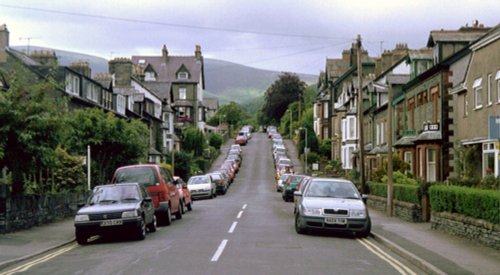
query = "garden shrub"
xmin=430 ymin=185 xmax=500 ymax=224
xmin=367 ymin=182 xmax=420 ymax=204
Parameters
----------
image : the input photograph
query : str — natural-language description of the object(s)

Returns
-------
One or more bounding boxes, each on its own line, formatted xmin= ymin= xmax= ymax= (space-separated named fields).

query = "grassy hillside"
xmin=13 ymin=46 xmax=318 ymax=104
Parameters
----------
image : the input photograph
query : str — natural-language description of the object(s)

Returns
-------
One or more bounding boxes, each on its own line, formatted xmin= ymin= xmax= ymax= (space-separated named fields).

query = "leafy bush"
xmin=447 ymin=176 xmax=479 ymax=187
xmin=207 ymin=133 xmax=223 ymax=150
xmin=430 ymin=185 xmax=500 ymax=224
xmin=382 ymin=171 xmax=418 ymax=185
xmin=480 ymin=174 xmax=499 ymax=189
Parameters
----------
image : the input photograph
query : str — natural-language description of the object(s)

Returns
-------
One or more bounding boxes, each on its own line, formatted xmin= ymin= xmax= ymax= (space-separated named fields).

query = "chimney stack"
xmin=30 ymin=50 xmax=58 ymax=66
xmin=69 ymin=61 xmax=91 ymax=77
xmin=195 ymin=45 xmax=202 ymax=61
xmin=108 ymin=57 xmax=133 ymax=87
xmin=162 ymin=45 xmax=168 ymax=63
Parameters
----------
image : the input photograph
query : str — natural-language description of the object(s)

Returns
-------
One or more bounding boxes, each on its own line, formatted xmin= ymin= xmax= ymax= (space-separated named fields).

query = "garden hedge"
xmin=367 ymin=182 xmax=420 ymax=205
xmin=430 ymin=185 xmax=499 ymax=224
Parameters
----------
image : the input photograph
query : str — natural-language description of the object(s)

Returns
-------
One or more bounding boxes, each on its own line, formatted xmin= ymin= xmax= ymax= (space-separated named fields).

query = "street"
xmin=1 ymin=133 xmax=423 ymax=275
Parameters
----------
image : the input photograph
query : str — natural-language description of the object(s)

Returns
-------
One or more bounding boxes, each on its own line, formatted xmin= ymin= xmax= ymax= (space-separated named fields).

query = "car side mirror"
xmin=293 ymin=191 xmax=302 ymax=197
xmin=77 ymin=201 xmax=86 ymax=208
xmin=144 ymin=197 xmax=153 ymax=203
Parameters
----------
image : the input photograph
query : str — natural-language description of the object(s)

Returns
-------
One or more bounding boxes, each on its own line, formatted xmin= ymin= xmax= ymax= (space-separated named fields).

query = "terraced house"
xmin=317 ymin=21 xmax=499 ymax=183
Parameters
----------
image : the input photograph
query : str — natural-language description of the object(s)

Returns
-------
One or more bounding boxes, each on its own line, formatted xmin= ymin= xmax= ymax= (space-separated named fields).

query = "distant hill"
xmin=13 ymin=46 xmax=318 ymax=104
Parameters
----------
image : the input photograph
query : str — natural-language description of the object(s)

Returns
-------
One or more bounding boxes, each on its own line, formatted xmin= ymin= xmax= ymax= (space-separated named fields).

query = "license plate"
xmin=325 ymin=217 xmax=347 ymax=225
xmin=100 ymin=219 xmax=123 ymax=227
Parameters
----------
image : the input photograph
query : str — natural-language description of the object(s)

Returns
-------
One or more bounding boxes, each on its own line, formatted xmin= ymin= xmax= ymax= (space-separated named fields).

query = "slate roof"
xmin=427 ymin=28 xmax=490 ymax=47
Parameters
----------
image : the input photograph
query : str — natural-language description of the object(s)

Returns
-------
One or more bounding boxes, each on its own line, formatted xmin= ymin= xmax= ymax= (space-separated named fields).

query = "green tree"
xmin=260 ymin=73 xmax=306 ymax=125
xmin=181 ymin=127 xmax=206 ymax=157
xmin=62 ymin=108 xmax=149 ymax=185
xmin=0 ymin=65 xmax=66 ymax=195
xmin=207 ymin=133 xmax=223 ymax=150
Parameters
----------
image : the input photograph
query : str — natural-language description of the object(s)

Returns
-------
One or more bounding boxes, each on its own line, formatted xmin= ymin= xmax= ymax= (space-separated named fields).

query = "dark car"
xmin=282 ymin=175 xmax=307 ymax=202
xmin=74 ymin=183 xmax=156 ymax=245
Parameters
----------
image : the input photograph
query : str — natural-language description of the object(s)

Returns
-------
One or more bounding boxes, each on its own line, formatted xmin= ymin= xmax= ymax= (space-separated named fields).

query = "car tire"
xmin=136 ymin=217 xmax=146 ymax=240
xmin=180 ymin=200 xmax=186 ymax=214
xmin=187 ymin=201 xmax=192 ymax=211
xmin=295 ymin=213 xmax=307 ymax=234
xmin=147 ymin=215 xmax=157 ymax=233
xmin=175 ymin=201 xmax=183 ymax=220
xmin=75 ymin=229 xmax=88 ymax=245
xmin=164 ymin=207 xmax=172 ymax=226
xmin=357 ymin=220 xmax=371 ymax=238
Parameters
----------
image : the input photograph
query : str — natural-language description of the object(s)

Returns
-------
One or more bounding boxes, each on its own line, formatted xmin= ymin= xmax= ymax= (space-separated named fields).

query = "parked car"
xmin=111 ymin=164 xmax=182 ymax=226
xmin=74 ymin=183 xmax=156 ymax=245
xmin=276 ymin=173 xmax=293 ymax=192
xmin=235 ymin=132 xmax=248 ymax=145
xmin=187 ymin=175 xmax=217 ymax=199
xmin=294 ymin=177 xmax=371 ymax=237
xmin=207 ymin=172 xmax=229 ymax=195
xmin=174 ymin=176 xmax=192 ymax=212
xmin=282 ymin=175 xmax=307 ymax=202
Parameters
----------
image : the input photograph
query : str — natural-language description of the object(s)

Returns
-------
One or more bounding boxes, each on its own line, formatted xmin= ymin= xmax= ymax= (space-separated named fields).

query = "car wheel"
xmin=295 ymin=213 xmax=306 ymax=234
xmin=75 ymin=229 xmax=88 ymax=245
xmin=357 ymin=219 xmax=371 ymax=238
xmin=180 ymin=200 xmax=186 ymax=214
xmin=136 ymin=217 xmax=146 ymax=240
xmin=164 ymin=207 xmax=172 ymax=226
xmin=147 ymin=215 xmax=157 ymax=233
xmin=175 ymin=201 xmax=183 ymax=220
xmin=187 ymin=201 xmax=192 ymax=211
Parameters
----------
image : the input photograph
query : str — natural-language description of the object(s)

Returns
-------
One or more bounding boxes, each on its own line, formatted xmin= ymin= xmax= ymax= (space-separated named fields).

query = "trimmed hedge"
xmin=368 ymin=182 xmax=420 ymax=205
xmin=430 ymin=185 xmax=500 ymax=224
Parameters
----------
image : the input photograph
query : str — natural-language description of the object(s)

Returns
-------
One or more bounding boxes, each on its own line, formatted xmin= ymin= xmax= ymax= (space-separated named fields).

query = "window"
xmin=348 ymin=116 xmax=356 ymax=139
xmin=463 ymin=94 xmax=468 ymax=117
xmin=473 ymin=78 xmax=483 ymax=109
xmin=426 ymin=148 xmax=436 ymax=182
xmin=86 ymin=84 xmax=99 ymax=103
xmin=496 ymin=70 xmax=500 ymax=103
xmin=65 ymin=74 xmax=80 ymax=96
xmin=404 ymin=151 xmax=413 ymax=175
xmin=177 ymin=72 xmax=188 ymax=80
xmin=179 ymin=88 xmax=186 ymax=100
xmin=482 ymin=142 xmax=498 ymax=177
xmin=145 ymin=71 xmax=156 ymax=81
xmin=487 ymin=74 xmax=492 ymax=106
xmin=323 ymin=102 xmax=329 ymax=119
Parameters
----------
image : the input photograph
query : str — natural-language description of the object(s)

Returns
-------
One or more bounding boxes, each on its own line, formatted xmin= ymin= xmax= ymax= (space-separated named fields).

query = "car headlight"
xmin=350 ymin=209 xmax=366 ymax=218
xmin=122 ymin=210 xmax=139 ymax=218
xmin=75 ymin=214 xmax=89 ymax=222
xmin=303 ymin=207 xmax=322 ymax=216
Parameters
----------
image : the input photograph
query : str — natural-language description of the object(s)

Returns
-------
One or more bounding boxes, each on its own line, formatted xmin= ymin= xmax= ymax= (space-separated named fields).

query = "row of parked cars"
xmin=75 ymin=163 xmax=193 ymax=244
xmin=186 ymin=143 xmax=243 ymax=199
xmin=268 ymin=128 xmax=372 ymax=238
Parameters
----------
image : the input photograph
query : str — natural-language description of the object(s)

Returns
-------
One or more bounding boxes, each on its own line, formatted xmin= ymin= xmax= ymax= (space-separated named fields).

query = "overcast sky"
xmin=2 ymin=0 xmax=499 ymax=75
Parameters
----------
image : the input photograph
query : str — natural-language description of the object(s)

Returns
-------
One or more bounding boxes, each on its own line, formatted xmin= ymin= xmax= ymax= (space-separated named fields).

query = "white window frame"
xmin=323 ymin=102 xmax=328 ymax=119
xmin=145 ymin=71 xmax=156 ymax=81
xmin=426 ymin=148 xmax=436 ymax=182
xmin=482 ymin=142 xmax=499 ymax=177
xmin=473 ymin=78 xmax=483 ymax=109
xmin=496 ymin=70 xmax=500 ymax=103
xmin=179 ymin=88 xmax=186 ymax=100
xmin=86 ymin=84 xmax=99 ymax=103
xmin=487 ymin=74 xmax=492 ymax=106
xmin=65 ymin=74 xmax=80 ymax=96
xmin=177 ymin=72 xmax=188 ymax=80
xmin=404 ymin=151 xmax=413 ymax=175
xmin=464 ymin=94 xmax=468 ymax=117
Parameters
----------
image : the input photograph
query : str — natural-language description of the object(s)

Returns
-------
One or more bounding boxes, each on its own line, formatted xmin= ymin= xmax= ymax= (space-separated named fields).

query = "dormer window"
xmin=145 ymin=71 xmax=156 ymax=81
xmin=177 ymin=72 xmax=189 ymax=80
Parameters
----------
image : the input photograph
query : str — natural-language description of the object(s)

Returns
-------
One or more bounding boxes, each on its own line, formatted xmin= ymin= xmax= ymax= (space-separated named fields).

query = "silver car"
xmin=187 ymin=175 xmax=217 ymax=199
xmin=294 ymin=177 xmax=371 ymax=237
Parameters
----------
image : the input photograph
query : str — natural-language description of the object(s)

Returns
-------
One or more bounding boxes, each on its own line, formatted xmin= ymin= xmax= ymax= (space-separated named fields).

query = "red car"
xmin=235 ymin=132 xmax=248 ymax=145
xmin=174 ymin=176 xmax=192 ymax=212
xmin=112 ymin=164 xmax=183 ymax=226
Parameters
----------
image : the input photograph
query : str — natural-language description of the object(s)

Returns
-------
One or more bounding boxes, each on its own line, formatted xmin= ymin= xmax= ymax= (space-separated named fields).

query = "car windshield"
xmin=305 ymin=180 xmax=359 ymax=199
xmin=114 ymin=167 xmax=157 ymax=186
xmin=89 ymin=185 xmax=140 ymax=204
xmin=188 ymin=176 xmax=209 ymax=185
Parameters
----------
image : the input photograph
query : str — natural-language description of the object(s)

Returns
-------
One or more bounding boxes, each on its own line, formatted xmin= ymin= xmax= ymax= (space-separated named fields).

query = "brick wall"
xmin=0 ymin=192 xmax=88 ymax=234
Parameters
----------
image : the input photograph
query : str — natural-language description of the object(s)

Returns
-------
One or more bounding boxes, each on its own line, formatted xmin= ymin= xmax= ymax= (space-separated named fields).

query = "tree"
xmin=260 ymin=72 xmax=306 ymax=125
xmin=62 ymin=108 xmax=149 ymax=185
xmin=0 ymin=64 xmax=66 ymax=195
xmin=181 ymin=127 xmax=206 ymax=157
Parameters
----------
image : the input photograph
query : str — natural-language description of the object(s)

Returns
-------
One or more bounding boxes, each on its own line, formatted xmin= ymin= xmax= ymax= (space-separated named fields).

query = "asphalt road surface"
xmin=4 ymin=133 xmax=424 ymax=275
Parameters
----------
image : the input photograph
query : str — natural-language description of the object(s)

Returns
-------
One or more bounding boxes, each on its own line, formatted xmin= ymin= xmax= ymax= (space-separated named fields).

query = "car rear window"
xmin=114 ymin=167 xmax=158 ymax=186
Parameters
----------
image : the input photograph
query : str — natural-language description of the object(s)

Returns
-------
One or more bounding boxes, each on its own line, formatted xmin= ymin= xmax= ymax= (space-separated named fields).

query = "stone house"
xmin=449 ymin=24 xmax=500 ymax=179
xmin=131 ymin=45 xmax=207 ymax=134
